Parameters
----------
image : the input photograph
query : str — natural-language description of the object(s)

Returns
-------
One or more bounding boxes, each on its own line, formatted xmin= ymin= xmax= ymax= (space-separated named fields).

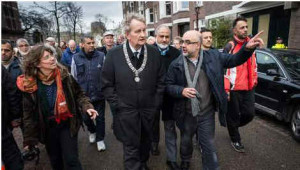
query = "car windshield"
xmin=273 ymin=51 xmax=300 ymax=79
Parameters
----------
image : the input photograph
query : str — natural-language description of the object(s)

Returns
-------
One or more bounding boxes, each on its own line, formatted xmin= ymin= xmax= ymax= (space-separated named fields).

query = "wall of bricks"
xmin=288 ymin=2 xmax=300 ymax=49
xmin=203 ymin=1 xmax=240 ymax=16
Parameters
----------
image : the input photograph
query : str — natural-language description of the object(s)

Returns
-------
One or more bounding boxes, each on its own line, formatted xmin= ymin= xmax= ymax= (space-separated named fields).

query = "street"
xmin=13 ymin=104 xmax=300 ymax=170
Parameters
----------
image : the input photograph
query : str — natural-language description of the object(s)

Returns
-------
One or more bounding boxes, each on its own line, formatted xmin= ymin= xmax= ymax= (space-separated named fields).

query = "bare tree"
xmin=19 ymin=7 xmax=52 ymax=32
xmin=34 ymin=1 xmax=68 ymax=45
xmin=63 ymin=2 xmax=83 ymax=41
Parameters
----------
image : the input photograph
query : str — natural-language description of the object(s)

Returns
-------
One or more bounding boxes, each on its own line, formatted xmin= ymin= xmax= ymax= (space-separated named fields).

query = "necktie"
xmin=134 ymin=52 xmax=139 ymax=59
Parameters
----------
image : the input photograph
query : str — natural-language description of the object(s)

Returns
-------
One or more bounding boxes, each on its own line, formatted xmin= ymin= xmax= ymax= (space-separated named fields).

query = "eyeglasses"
xmin=182 ymin=40 xmax=199 ymax=45
xmin=19 ymin=44 xmax=29 ymax=48
xmin=42 ymin=54 xmax=55 ymax=60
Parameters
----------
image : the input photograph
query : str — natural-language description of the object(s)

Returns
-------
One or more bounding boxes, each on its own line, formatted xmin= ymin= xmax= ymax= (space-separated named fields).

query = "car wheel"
xmin=291 ymin=106 xmax=300 ymax=142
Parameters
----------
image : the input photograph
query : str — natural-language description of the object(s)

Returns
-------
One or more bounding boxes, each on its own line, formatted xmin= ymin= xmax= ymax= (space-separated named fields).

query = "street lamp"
xmin=195 ymin=2 xmax=201 ymax=31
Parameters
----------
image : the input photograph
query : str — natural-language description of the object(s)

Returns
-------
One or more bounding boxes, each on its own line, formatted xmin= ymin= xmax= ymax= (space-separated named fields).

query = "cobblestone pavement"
xmin=12 ymin=105 xmax=300 ymax=170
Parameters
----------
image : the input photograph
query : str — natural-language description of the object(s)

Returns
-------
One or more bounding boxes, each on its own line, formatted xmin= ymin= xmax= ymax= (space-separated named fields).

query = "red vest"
xmin=224 ymin=36 xmax=258 ymax=92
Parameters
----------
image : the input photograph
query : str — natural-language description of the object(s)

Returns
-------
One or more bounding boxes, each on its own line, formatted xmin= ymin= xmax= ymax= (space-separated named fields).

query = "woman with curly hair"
xmin=17 ymin=44 xmax=98 ymax=170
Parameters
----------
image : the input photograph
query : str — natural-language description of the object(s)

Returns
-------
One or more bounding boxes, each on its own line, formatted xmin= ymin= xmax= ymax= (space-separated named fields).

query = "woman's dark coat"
xmin=22 ymin=68 xmax=94 ymax=146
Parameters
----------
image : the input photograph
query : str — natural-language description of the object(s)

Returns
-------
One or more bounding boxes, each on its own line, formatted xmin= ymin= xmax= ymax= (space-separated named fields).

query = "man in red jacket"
xmin=223 ymin=17 xmax=258 ymax=153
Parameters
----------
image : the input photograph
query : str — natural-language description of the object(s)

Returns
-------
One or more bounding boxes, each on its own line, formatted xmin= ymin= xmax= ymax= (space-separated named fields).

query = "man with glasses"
xmin=165 ymin=30 xmax=263 ymax=170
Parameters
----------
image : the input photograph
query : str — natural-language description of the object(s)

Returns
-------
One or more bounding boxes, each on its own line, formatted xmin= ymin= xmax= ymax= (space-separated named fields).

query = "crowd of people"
xmin=2 ymin=14 xmax=265 ymax=170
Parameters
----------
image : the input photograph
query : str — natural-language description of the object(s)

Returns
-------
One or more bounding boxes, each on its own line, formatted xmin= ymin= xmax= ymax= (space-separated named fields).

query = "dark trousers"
xmin=180 ymin=110 xmax=219 ymax=170
xmin=152 ymin=110 xmax=160 ymax=144
xmin=226 ymin=89 xmax=255 ymax=142
xmin=2 ymin=129 xmax=24 ymax=170
xmin=123 ymin=120 xmax=151 ymax=170
xmin=164 ymin=120 xmax=177 ymax=162
xmin=83 ymin=100 xmax=106 ymax=141
xmin=45 ymin=123 xmax=82 ymax=170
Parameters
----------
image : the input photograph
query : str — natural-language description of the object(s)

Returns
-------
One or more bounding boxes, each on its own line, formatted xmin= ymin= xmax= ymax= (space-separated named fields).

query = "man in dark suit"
xmin=152 ymin=25 xmax=181 ymax=170
xmin=101 ymin=14 xmax=165 ymax=170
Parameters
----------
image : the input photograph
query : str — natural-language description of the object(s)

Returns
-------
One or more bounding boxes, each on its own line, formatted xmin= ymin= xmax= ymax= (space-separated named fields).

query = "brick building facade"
xmin=122 ymin=1 xmax=300 ymax=49
xmin=1 ymin=1 xmax=24 ymax=45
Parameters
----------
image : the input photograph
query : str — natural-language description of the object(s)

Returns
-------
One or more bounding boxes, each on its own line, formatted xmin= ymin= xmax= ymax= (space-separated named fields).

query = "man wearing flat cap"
xmin=97 ymin=31 xmax=115 ymax=55
xmin=45 ymin=37 xmax=62 ymax=61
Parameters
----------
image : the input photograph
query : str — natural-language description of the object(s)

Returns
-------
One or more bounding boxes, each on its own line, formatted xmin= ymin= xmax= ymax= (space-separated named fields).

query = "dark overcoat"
xmin=153 ymin=44 xmax=181 ymax=121
xmin=165 ymin=45 xmax=254 ymax=128
xmin=101 ymin=42 xmax=165 ymax=147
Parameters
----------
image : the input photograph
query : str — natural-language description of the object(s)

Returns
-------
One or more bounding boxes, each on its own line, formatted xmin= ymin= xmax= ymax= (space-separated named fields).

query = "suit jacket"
xmin=101 ymin=41 xmax=165 ymax=146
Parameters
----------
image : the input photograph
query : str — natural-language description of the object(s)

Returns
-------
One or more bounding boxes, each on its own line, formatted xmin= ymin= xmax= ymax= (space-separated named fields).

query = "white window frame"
xmin=195 ymin=1 xmax=203 ymax=8
xmin=194 ymin=19 xmax=206 ymax=30
xmin=173 ymin=1 xmax=189 ymax=14
xmin=146 ymin=8 xmax=154 ymax=24
xmin=159 ymin=1 xmax=171 ymax=19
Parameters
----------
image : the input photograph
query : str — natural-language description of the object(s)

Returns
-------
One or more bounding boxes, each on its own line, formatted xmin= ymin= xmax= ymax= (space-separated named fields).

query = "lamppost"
xmin=195 ymin=3 xmax=201 ymax=31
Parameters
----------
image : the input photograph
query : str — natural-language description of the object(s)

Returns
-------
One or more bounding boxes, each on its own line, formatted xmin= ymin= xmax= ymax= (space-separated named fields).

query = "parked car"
xmin=254 ymin=48 xmax=300 ymax=142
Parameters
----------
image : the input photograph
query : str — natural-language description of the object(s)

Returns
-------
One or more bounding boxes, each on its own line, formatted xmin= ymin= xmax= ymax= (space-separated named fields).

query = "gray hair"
xmin=155 ymin=25 xmax=171 ymax=36
xmin=68 ymin=39 xmax=76 ymax=46
xmin=16 ymin=38 xmax=29 ymax=47
xmin=123 ymin=13 xmax=146 ymax=34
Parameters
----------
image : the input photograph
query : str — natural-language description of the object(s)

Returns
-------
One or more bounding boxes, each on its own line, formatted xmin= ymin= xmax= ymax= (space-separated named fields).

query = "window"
xmin=149 ymin=31 xmax=155 ymax=37
xmin=194 ymin=19 xmax=205 ymax=30
xmin=179 ymin=23 xmax=190 ymax=37
xmin=166 ymin=1 xmax=171 ymax=15
xmin=173 ymin=1 xmax=189 ymax=13
xmin=256 ymin=52 xmax=284 ymax=77
xmin=181 ymin=2 xmax=189 ymax=9
xmin=149 ymin=8 xmax=154 ymax=23
xmin=195 ymin=1 xmax=203 ymax=7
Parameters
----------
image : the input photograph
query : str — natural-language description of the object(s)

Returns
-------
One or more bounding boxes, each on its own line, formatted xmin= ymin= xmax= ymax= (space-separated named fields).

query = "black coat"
xmin=101 ymin=42 xmax=165 ymax=146
xmin=2 ymin=65 xmax=21 ymax=137
xmin=153 ymin=44 xmax=181 ymax=121
xmin=165 ymin=45 xmax=254 ymax=127
xmin=96 ymin=46 xmax=108 ymax=55
xmin=7 ymin=57 xmax=22 ymax=83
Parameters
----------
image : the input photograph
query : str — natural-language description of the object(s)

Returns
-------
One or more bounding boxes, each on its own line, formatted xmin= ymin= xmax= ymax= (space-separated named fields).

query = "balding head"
xmin=183 ymin=30 xmax=201 ymax=43
xmin=68 ymin=40 xmax=77 ymax=52
xmin=182 ymin=30 xmax=202 ymax=59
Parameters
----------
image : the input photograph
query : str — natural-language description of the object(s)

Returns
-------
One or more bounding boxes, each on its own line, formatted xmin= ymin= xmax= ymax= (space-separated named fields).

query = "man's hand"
xmin=182 ymin=88 xmax=197 ymax=98
xmin=11 ymin=119 xmax=22 ymax=128
xmin=87 ymin=109 xmax=98 ymax=120
xmin=24 ymin=145 xmax=38 ymax=151
xmin=246 ymin=31 xmax=264 ymax=49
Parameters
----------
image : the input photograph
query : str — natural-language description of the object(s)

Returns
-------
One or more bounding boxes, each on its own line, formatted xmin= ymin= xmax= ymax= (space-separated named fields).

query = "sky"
xmin=18 ymin=1 xmax=124 ymax=33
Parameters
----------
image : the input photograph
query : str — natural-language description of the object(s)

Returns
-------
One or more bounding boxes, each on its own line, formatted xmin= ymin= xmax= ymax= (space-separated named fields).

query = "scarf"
xmin=17 ymin=67 xmax=73 ymax=123
xmin=158 ymin=46 xmax=169 ymax=56
xmin=183 ymin=49 xmax=204 ymax=117
xmin=233 ymin=35 xmax=254 ymax=90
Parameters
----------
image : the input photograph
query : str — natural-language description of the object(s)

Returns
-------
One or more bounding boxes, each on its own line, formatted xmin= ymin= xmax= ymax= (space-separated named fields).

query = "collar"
xmin=129 ymin=42 xmax=142 ymax=58
xmin=185 ymin=55 xmax=199 ymax=67
xmin=233 ymin=35 xmax=250 ymax=44
xmin=129 ymin=43 xmax=142 ymax=54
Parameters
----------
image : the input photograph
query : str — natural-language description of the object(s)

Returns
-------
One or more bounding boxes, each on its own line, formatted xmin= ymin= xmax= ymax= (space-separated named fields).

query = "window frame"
xmin=256 ymin=51 xmax=288 ymax=79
